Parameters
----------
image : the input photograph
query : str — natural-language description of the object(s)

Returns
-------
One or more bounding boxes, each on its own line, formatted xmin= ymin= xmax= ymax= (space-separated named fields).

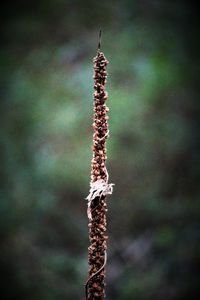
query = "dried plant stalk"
xmin=85 ymin=43 xmax=113 ymax=299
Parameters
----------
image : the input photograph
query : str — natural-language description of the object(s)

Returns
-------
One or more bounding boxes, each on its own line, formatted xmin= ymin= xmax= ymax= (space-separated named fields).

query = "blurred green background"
xmin=1 ymin=1 xmax=200 ymax=299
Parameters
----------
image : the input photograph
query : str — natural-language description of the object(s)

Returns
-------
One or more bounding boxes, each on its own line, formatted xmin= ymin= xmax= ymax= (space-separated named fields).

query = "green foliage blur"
xmin=1 ymin=1 xmax=200 ymax=299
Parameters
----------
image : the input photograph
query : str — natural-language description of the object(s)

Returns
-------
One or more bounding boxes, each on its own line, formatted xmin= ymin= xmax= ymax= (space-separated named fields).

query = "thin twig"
xmin=98 ymin=29 xmax=102 ymax=52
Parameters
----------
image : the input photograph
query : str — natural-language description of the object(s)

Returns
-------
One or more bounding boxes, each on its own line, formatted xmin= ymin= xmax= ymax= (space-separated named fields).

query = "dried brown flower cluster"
xmin=85 ymin=51 xmax=110 ymax=300
xmin=91 ymin=51 xmax=109 ymax=183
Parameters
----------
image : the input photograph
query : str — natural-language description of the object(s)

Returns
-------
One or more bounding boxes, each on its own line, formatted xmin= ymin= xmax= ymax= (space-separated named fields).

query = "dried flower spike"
xmin=85 ymin=32 xmax=114 ymax=300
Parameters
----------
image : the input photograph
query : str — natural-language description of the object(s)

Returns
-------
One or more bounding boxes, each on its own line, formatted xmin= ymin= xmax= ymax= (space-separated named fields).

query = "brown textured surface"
xmin=91 ymin=51 xmax=109 ymax=183
xmin=86 ymin=51 xmax=109 ymax=300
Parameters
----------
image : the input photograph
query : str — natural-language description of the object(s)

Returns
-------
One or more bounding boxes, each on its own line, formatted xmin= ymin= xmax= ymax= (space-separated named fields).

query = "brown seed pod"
xmin=86 ymin=33 xmax=114 ymax=300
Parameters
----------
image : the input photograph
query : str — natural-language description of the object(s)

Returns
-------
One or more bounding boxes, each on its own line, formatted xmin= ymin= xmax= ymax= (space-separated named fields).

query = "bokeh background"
xmin=1 ymin=1 xmax=200 ymax=299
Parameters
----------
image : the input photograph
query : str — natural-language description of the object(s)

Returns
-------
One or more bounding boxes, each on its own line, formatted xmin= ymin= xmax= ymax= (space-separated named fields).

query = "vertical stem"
xmin=86 ymin=48 xmax=110 ymax=299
